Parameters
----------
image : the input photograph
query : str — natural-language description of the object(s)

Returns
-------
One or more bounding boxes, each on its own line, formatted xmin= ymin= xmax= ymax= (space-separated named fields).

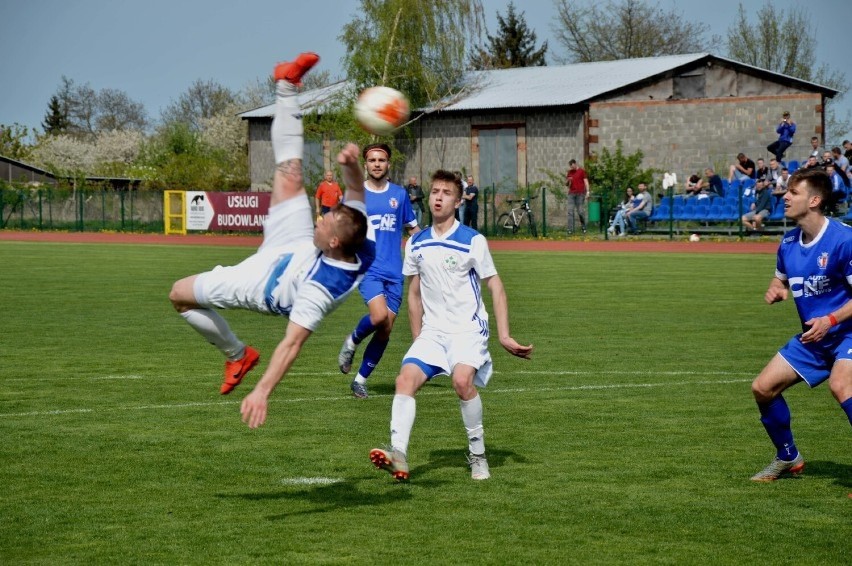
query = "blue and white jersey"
xmin=265 ymin=239 xmax=376 ymax=332
xmin=364 ymin=181 xmax=417 ymax=282
xmin=403 ymin=221 xmax=497 ymax=335
xmin=776 ymin=218 xmax=852 ymax=333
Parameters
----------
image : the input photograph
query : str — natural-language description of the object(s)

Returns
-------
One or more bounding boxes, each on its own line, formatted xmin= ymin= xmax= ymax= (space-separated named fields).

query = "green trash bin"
xmin=588 ymin=197 xmax=601 ymax=223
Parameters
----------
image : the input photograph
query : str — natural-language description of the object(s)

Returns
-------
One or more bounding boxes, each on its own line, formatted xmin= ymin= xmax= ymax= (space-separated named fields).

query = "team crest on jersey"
xmin=818 ymin=252 xmax=829 ymax=269
xmin=388 ymin=197 xmax=399 ymax=209
xmin=443 ymin=253 xmax=460 ymax=271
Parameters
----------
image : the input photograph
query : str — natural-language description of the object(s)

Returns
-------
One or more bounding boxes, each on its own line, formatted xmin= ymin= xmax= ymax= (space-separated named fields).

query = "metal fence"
xmin=1 ymin=186 xmax=164 ymax=233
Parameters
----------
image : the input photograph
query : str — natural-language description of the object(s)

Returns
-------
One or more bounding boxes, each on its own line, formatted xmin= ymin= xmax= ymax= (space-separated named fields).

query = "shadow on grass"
xmin=804 ymin=460 xmax=852 ymax=489
xmin=415 ymin=446 xmax=528 ymax=478
xmin=217 ymin=478 xmax=418 ymax=519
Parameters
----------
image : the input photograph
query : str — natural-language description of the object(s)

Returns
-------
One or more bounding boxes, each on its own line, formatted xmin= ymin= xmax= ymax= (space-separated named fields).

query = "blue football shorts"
xmin=778 ymin=331 xmax=852 ymax=387
xmin=358 ymin=273 xmax=402 ymax=315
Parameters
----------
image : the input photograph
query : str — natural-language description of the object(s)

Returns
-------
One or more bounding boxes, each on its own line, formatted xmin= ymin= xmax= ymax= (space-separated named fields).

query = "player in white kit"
xmin=369 ymin=169 xmax=533 ymax=481
xmin=169 ymin=52 xmax=374 ymax=429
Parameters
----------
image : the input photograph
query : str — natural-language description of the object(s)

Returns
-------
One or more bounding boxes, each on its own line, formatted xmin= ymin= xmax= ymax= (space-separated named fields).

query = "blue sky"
xmin=1 ymin=0 xmax=849 ymax=140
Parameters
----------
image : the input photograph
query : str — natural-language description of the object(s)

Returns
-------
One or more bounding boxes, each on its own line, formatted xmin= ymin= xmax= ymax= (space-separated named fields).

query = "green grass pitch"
xmin=0 ymin=241 xmax=848 ymax=564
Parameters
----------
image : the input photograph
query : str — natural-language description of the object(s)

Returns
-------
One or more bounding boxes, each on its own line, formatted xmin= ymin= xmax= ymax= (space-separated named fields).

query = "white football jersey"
xmin=403 ymin=221 xmax=497 ymax=335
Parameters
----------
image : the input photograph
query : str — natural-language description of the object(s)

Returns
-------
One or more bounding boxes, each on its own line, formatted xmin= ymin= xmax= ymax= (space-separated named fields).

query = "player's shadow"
xmin=366 ymin=381 xmax=397 ymax=397
xmin=217 ymin=477 xmax=414 ymax=520
xmin=414 ymin=446 xmax=527 ymax=478
xmin=802 ymin=460 xmax=852 ymax=489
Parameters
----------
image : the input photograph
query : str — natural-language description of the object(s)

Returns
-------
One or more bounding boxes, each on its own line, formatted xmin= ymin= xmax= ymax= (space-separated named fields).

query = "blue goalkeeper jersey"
xmin=364 ymin=181 xmax=417 ymax=282
xmin=776 ymin=218 xmax=852 ymax=333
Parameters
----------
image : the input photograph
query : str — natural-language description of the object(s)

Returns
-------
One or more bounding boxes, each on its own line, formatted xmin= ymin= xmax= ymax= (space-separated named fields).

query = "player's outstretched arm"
xmin=337 ymin=143 xmax=365 ymax=205
xmin=407 ymin=274 xmax=424 ymax=340
xmin=240 ymin=321 xmax=312 ymax=429
xmin=485 ymin=274 xmax=533 ymax=359
xmin=765 ymin=277 xmax=788 ymax=304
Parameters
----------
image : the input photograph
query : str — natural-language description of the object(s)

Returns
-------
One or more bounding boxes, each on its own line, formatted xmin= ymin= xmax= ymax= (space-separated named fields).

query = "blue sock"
xmin=758 ymin=396 xmax=798 ymax=461
xmin=841 ymin=397 xmax=852 ymax=428
xmin=358 ymin=336 xmax=389 ymax=379
xmin=352 ymin=314 xmax=376 ymax=345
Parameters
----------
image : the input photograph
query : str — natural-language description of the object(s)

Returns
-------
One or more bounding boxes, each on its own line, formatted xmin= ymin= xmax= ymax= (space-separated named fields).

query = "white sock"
xmin=354 ymin=374 xmax=367 ymax=385
xmin=460 ymin=394 xmax=485 ymax=455
xmin=390 ymin=394 xmax=416 ymax=456
xmin=180 ymin=309 xmax=244 ymax=360
xmin=272 ymin=80 xmax=303 ymax=164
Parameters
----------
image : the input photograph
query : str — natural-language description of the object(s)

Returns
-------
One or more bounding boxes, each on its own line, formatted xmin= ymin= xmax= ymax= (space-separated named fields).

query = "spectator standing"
xmin=826 ymin=163 xmax=847 ymax=214
xmin=314 ymin=170 xmax=343 ymax=215
xmin=728 ymin=153 xmax=757 ymax=183
xmin=463 ymin=175 xmax=480 ymax=230
xmin=565 ymin=159 xmax=589 ymax=234
xmin=767 ymin=111 xmax=796 ymax=162
xmin=454 ymin=171 xmax=467 ymax=222
xmin=406 ymin=176 xmax=425 ymax=227
xmin=742 ymin=177 xmax=773 ymax=232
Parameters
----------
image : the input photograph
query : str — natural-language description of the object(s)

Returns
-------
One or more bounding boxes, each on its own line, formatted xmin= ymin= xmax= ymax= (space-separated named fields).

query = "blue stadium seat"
xmin=768 ymin=200 xmax=785 ymax=221
xmin=707 ymin=204 xmax=723 ymax=221
xmin=788 ymin=160 xmax=799 ymax=173
xmin=676 ymin=204 xmax=695 ymax=221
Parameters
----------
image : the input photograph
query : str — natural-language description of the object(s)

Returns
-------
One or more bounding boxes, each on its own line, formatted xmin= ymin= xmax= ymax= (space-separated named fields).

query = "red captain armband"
xmin=828 ymin=314 xmax=839 ymax=326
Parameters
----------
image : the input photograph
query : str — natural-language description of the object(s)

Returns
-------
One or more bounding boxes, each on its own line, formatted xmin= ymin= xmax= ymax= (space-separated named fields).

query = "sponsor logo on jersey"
xmin=783 ymin=236 xmax=796 ymax=243
xmin=788 ymin=275 xmax=831 ymax=298
xmin=818 ymin=252 xmax=829 ymax=269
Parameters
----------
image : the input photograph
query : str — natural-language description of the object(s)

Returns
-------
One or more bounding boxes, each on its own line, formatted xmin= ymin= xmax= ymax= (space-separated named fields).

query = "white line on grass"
xmin=279 ymin=477 xmax=344 ymax=486
xmin=0 ymin=377 xmax=751 ymax=419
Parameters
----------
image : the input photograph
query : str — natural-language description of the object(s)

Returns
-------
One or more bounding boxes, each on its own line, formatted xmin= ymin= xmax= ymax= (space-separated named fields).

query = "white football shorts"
xmin=194 ymin=194 xmax=315 ymax=313
xmin=402 ymin=326 xmax=493 ymax=387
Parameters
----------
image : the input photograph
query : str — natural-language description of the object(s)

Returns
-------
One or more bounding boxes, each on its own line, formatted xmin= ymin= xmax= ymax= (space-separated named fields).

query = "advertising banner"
xmin=186 ymin=191 xmax=271 ymax=231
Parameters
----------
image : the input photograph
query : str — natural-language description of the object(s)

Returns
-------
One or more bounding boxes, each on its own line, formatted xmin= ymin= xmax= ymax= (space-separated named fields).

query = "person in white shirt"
xmin=369 ymin=169 xmax=533 ymax=482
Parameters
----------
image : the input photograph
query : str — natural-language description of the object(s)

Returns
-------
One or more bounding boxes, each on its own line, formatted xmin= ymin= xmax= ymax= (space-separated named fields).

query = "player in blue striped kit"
xmin=369 ymin=169 xmax=533 ymax=482
xmin=337 ymin=143 xmax=420 ymax=398
xmin=751 ymin=167 xmax=852 ymax=481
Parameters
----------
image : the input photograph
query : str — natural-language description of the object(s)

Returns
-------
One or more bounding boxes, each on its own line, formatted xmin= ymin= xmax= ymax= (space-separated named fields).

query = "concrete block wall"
xmin=590 ymin=93 xmax=823 ymax=186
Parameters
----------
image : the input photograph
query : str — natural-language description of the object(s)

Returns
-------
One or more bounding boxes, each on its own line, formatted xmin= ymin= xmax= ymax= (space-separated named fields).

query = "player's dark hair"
xmin=789 ymin=168 xmax=832 ymax=213
xmin=362 ymin=143 xmax=392 ymax=160
xmin=332 ymin=204 xmax=368 ymax=257
xmin=431 ymin=169 xmax=463 ymax=198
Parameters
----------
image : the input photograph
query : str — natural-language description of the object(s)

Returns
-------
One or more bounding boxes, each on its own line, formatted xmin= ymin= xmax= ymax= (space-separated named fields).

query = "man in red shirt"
xmin=315 ymin=170 xmax=343 ymax=215
xmin=565 ymin=159 xmax=590 ymax=234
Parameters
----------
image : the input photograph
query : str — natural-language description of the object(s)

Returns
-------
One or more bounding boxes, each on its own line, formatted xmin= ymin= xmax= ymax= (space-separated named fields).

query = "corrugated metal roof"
xmin=435 ymin=53 xmax=708 ymax=111
xmin=239 ymin=53 xmax=837 ymax=118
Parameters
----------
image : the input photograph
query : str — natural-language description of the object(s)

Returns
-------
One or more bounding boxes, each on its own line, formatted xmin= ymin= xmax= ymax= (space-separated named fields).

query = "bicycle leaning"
xmin=497 ymin=195 xmax=538 ymax=237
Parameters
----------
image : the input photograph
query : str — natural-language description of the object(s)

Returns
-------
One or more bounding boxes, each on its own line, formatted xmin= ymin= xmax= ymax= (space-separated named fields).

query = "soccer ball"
xmin=689 ymin=233 xmax=701 ymax=242
xmin=354 ymin=86 xmax=410 ymax=136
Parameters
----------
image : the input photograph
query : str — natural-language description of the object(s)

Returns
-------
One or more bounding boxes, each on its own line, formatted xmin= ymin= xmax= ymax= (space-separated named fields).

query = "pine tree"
xmin=42 ymin=95 xmax=70 ymax=135
xmin=471 ymin=2 xmax=547 ymax=70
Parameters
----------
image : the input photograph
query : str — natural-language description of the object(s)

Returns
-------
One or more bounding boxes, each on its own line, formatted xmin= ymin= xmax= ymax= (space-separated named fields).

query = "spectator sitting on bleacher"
xmin=767 ymin=158 xmax=783 ymax=188
xmin=625 ymin=183 xmax=652 ymax=235
xmin=772 ymin=167 xmax=790 ymax=204
xmin=806 ymin=136 xmax=823 ymax=162
xmin=755 ymin=158 xmax=769 ymax=181
xmin=843 ymin=140 xmax=852 ymax=162
xmin=826 ymin=162 xmax=847 ymax=215
xmin=831 ymin=147 xmax=850 ymax=187
xmin=698 ymin=168 xmax=724 ymax=199
xmin=742 ymin=177 xmax=773 ymax=232
xmin=684 ymin=174 xmax=701 ymax=197
xmin=728 ymin=152 xmax=756 ymax=183
xmin=801 ymin=155 xmax=821 ymax=171
xmin=607 ymin=187 xmax=636 ymax=236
